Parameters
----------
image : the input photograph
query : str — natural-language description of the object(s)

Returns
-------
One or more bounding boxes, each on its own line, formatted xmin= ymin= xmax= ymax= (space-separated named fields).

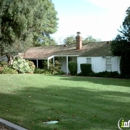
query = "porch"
xmin=26 ymin=55 xmax=78 ymax=74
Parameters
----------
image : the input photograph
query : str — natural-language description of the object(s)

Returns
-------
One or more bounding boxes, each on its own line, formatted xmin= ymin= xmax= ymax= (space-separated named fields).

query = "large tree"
xmin=119 ymin=7 xmax=130 ymax=41
xmin=0 ymin=0 xmax=58 ymax=61
xmin=111 ymin=7 xmax=130 ymax=78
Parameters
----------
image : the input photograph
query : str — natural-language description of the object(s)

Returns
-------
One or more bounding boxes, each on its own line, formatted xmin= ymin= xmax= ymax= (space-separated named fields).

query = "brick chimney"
xmin=76 ymin=32 xmax=82 ymax=50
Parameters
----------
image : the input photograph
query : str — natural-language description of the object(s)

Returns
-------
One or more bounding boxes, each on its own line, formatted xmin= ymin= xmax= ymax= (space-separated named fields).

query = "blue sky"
xmin=51 ymin=0 xmax=130 ymax=44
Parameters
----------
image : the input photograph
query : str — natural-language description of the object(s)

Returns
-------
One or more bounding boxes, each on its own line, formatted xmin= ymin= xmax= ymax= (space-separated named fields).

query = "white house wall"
xmin=58 ymin=57 xmax=66 ymax=72
xmin=111 ymin=56 xmax=121 ymax=73
xmin=0 ymin=56 xmax=7 ymax=61
xmin=77 ymin=56 xmax=121 ymax=74
xmin=91 ymin=57 xmax=106 ymax=72
xmin=58 ymin=56 xmax=77 ymax=73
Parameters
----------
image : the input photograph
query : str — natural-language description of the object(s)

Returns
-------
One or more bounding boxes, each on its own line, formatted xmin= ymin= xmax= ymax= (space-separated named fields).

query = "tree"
xmin=111 ymin=7 xmax=130 ymax=78
xmin=83 ymin=35 xmax=101 ymax=43
xmin=64 ymin=35 xmax=76 ymax=44
xmin=64 ymin=35 xmax=100 ymax=44
xmin=36 ymin=37 xmax=57 ymax=46
xmin=119 ymin=7 xmax=130 ymax=41
xmin=0 ymin=0 xmax=58 ymax=62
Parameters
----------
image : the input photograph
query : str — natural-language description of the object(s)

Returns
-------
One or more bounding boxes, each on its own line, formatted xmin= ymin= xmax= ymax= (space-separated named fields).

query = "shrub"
xmin=0 ymin=61 xmax=8 ymax=67
xmin=68 ymin=61 xmax=77 ymax=75
xmin=27 ymin=60 xmax=35 ymax=73
xmin=38 ymin=60 xmax=62 ymax=75
xmin=1 ymin=66 xmax=18 ymax=74
xmin=34 ymin=68 xmax=64 ymax=75
xmin=80 ymin=63 xmax=92 ymax=76
xmin=54 ymin=70 xmax=65 ymax=75
xmin=94 ymin=71 xmax=109 ymax=77
xmin=12 ymin=57 xmax=35 ymax=73
xmin=34 ymin=68 xmax=44 ymax=74
xmin=94 ymin=71 xmax=120 ymax=78
xmin=110 ymin=71 xmax=120 ymax=78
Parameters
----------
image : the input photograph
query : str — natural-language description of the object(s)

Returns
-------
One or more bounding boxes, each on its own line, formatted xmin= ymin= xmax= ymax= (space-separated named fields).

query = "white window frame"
xmin=86 ymin=58 xmax=91 ymax=64
xmin=106 ymin=57 xmax=112 ymax=71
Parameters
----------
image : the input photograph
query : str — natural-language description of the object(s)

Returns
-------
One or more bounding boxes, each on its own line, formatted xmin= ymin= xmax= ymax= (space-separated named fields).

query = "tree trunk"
xmin=6 ymin=53 xmax=13 ymax=65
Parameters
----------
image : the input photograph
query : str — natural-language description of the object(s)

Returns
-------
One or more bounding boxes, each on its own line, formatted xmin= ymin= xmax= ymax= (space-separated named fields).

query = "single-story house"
xmin=22 ymin=40 xmax=121 ymax=74
xmin=0 ymin=55 xmax=7 ymax=61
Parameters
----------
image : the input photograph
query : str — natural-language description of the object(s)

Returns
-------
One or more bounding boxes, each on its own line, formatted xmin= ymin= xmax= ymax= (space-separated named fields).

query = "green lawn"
xmin=0 ymin=75 xmax=130 ymax=130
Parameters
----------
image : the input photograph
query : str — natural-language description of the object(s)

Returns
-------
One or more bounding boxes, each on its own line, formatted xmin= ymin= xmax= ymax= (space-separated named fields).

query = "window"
xmin=106 ymin=57 xmax=111 ymax=71
xmin=86 ymin=58 xmax=91 ymax=64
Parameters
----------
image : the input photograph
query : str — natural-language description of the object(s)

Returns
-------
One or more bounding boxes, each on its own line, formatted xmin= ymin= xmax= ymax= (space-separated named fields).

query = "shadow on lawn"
xmin=0 ymin=84 xmax=130 ymax=130
xmin=59 ymin=75 xmax=130 ymax=87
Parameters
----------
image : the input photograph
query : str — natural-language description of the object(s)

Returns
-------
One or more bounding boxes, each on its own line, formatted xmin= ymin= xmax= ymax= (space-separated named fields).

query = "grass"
xmin=0 ymin=75 xmax=130 ymax=130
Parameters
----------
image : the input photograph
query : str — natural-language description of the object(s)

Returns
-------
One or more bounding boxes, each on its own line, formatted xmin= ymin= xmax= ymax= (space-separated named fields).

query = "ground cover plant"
xmin=0 ymin=75 xmax=130 ymax=130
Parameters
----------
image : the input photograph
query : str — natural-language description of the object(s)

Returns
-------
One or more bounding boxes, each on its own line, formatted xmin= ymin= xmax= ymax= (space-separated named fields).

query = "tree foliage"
xmin=0 ymin=0 xmax=58 ymax=55
xmin=37 ymin=37 xmax=57 ymax=46
xmin=111 ymin=7 xmax=130 ymax=78
xmin=119 ymin=7 xmax=130 ymax=41
xmin=83 ymin=35 xmax=101 ymax=43
xmin=64 ymin=35 xmax=100 ymax=44
xmin=64 ymin=35 xmax=76 ymax=44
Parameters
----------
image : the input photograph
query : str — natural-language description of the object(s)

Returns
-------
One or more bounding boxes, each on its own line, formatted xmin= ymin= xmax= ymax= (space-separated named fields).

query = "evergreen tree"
xmin=111 ymin=7 xmax=130 ymax=78
xmin=119 ymin=7 xmax=130 ymax=41
xmin=0 ymin=0 xmax=58 ymax=61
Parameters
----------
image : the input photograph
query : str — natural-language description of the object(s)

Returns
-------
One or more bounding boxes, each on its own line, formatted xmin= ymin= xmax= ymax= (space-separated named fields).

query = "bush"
xmin=110 ymin=71 xmax=120 ymax=78
xmin=0 ymin=61 xmax=8 ymax=67
xmin=34 ymin=65 xmax=65 ymax=75
xmin=12 ymin=57 xmax=35 ymax=73
xmin=27 ymin=60 xmax=35 ymax=73
xmin=1 ymin=67 xmax=18 ymax=74
xmin=54 ymin=70 xmax=66 ymax=75
xmin=93 ymin=71 xmax=120 ymax=78
xmin=39 ymin=60 xmax=63 ymax=75
xmin=34 ymin=68 xmax=44 ymax=74
xmin=68 ymin=61 xmax=77 ymax=75
xmin=80 ymin=63 xmax=92 ymax=76
xmin=77 ymin=70 xmax=120 ymax=78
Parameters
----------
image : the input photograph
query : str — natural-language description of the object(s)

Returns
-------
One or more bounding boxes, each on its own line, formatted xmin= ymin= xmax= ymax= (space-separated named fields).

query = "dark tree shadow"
xmin=59 ymin=75 xmax=130 ymax=87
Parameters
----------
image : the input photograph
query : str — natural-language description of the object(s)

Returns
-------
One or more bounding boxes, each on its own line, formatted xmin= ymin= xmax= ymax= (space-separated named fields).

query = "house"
xmin=22 ymin=34 xmax=121 ymax=74
xmin=0 ymin=55 xmax=7 ymax=62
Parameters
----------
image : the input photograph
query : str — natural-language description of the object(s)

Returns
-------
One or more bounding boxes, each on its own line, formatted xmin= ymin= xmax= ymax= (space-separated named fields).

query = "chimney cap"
xmin=77 ymin=32 xmax=81 ymax=35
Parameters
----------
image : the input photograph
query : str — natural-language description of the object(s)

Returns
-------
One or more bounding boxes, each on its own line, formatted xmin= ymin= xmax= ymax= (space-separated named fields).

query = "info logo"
xmin=118 ymin=118 xmax=130 ymax=130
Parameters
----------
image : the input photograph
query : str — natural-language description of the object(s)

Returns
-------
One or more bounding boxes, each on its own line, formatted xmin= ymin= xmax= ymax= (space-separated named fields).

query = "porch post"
xmin=66 ymin=56 xmax=68 ymax=74
xmin=47 ymin=59 xmax=49 ymax=69
xmin=36 ymin=59 xmax=38 ymax=68
xmin=53 ymin=56 xmax=55 ymax=67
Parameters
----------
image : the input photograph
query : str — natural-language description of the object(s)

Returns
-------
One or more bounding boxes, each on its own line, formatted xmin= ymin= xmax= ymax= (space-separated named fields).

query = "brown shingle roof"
xmin=23 ymin=41 xmax=113 ymax=59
